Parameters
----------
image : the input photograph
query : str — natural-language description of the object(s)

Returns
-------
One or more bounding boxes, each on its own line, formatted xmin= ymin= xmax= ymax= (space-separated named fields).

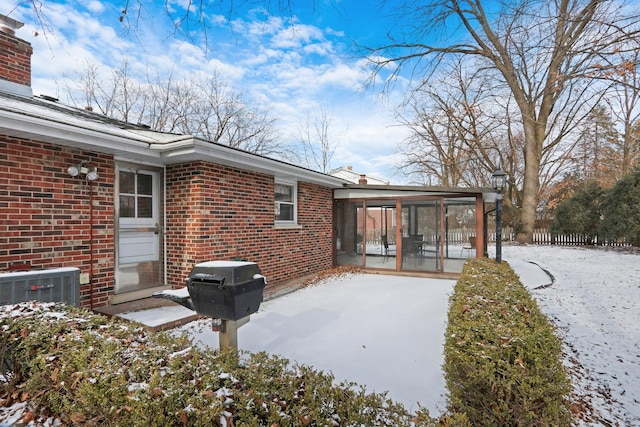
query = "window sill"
xmin=274 ymin=223 xmax=303 ymax=230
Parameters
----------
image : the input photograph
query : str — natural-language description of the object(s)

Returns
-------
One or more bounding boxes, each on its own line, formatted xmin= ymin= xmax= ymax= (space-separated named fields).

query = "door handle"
xmin=154 ymin=223 xmax=160 ymax=234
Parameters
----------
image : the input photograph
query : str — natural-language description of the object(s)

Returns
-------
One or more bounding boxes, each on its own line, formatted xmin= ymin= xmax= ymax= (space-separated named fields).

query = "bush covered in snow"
xmin=0 ymin=301 xmax=466 ymax=426
xmin=444 ymin=258 xmax=572 ymax=426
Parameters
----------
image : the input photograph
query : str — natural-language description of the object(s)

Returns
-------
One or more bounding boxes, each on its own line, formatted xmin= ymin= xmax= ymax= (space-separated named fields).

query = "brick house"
xmin=0 ymin=16 xmax=348 ymax=309
xmin=1 ymin=15 xmax=489 ymax=311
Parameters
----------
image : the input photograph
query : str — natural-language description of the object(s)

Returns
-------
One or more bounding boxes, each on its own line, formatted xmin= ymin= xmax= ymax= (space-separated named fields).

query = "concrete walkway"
xmin=95 ymin=271 xmax=313 ymax=331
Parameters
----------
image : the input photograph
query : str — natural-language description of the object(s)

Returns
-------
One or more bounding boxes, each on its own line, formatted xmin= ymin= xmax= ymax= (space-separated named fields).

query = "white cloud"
xmin=85 ymin=1 xmax=105 ymax=14
xmin=303 ymin=41 xmax=333 ymax=56
xmin=239 ymin=50 xmax=277 ymax=66
xmin=316 ymin=62 xmax=367 ymax=90
xmin=270 ymin=23 xmax=324 ymax=49
xmin=7 ymin=0 xmax=410 ymax=181
xmin=208 ymin=58 xmax=246 ymax=80
xmin=170 ymin=40 xmax=207 ymax=66
xmin=244 ymin=13 xmax=287 ymax=39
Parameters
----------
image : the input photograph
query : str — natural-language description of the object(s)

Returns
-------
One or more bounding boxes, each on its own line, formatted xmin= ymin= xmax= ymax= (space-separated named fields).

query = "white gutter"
xmin=0 ymin=107 xmax=160 ymax=161
xmin=0 ymin=99 xmax=348 ymax=188
xmin=151 ymin=137 xmax=348 ymax=188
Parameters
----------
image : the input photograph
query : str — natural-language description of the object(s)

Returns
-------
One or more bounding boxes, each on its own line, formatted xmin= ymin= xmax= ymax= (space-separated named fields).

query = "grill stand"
xmin=213 ymin=316 xmax=250 ymax=350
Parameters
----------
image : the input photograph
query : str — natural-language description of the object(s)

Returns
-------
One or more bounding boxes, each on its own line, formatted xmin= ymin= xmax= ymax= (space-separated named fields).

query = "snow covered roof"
xmin=0 ymin=91 xmax=349 ymax=188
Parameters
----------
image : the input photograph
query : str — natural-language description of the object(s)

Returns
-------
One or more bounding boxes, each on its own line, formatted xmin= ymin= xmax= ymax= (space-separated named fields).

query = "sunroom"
xmin=334 ymin=185 xmax=487 ymax=275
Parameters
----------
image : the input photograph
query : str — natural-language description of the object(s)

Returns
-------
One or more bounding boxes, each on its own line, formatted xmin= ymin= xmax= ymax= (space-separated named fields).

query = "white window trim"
xmin=118 ymin=169 xmax=159 ymax=227
xmin=275 ymin=179 xmax=298 ymax=226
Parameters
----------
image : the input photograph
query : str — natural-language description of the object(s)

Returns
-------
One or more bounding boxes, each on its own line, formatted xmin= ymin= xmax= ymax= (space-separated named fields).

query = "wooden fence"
xmin=364 ymin=227 xmax=631 ymax=247
xmin=488 ymin=226 xmax=630 ymax=247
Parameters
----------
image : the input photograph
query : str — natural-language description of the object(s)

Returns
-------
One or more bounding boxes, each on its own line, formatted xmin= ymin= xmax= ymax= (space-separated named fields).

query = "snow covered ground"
xmin=175 ymin=273 xmax=454 ymax=415
xmin=173 ymin=245 xmax=640 ymax=424
xmin=2 ymin=245 xmax=639 ymax=425
xmin=502 ymin=245 xmax=640 ymax=426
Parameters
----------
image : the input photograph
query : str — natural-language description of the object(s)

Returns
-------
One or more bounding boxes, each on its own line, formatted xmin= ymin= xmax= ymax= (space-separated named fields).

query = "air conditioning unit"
xmin=0 ymin=267 xmax=81 ymax=307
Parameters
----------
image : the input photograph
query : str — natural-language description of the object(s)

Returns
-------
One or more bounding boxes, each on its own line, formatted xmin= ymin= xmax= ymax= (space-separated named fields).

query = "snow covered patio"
xmin=117 ymin=245 xmax=640 ymax=425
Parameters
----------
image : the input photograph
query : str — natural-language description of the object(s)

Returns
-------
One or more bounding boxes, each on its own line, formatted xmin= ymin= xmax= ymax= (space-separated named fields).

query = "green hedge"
xmin=1 ymin=302 xmax=443 ymax=426
xmin=2 ymin=261 xmax=573 ymax=426
xmin=444 ymin=258 xmax=572 ymax=426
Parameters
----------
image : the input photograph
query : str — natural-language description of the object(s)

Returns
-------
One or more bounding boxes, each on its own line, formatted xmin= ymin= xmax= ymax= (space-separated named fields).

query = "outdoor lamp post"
xmin=492 ymin=167 xmax=507 ymax=263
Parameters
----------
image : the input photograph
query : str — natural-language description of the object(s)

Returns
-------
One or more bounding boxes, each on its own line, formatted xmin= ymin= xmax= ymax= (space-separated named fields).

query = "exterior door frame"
xmin=113 ymin=161 xmax=167 ymax=302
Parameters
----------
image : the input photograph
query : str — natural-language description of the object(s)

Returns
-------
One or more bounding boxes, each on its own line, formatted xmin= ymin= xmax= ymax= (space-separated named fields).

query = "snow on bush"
xmin=1 ymin=301 xmax=447 ymax=426
xmin=444 ymin=258 xmax=572 ymax=426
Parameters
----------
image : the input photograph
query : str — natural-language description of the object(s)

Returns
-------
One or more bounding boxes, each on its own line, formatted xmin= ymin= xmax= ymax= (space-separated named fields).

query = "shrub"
xmin=600 ymin=170 xmax=640 ymax=246
xmin=1 ymin=301 xmax=445 ymax=426
xmin=550 ymin=182 xmax=604 ymax=244
xmin=443 ymin=258 xmax=572 ymax=426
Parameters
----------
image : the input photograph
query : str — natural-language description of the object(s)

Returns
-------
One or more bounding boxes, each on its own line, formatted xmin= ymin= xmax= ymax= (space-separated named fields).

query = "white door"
xmin=116 ymin=166 xmax=164 ymax=294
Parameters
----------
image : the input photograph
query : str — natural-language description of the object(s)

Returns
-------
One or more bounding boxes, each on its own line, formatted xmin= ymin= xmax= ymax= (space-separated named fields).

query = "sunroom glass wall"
xmin=400 ymin=201 xmax=442 ymax=272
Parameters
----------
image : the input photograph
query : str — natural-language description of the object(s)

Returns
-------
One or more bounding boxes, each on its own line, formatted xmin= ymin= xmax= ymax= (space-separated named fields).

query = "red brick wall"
xmin=165 ymin=161 xmax=335 ymax=288
xmin=0 ymin=136 xmax=114 ymax=307
xmin=0 ymin=31 xmax=32 ymax=86
xmin=1 ymin=140 xmax=336 ymax=307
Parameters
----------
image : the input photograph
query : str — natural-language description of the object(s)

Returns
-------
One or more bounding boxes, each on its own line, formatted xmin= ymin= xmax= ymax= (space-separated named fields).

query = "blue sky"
xmin=2 ymin=0 xmax=412 ymax=183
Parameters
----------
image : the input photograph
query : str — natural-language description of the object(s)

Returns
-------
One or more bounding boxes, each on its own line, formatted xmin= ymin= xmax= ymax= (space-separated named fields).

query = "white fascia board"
xmin=156 ymin=138 xmax=348 ymax=188
xmin=333 ymin=188 xmax=478 ymax=199
xmin=0 ymin=99 xmax=348 ymax=188
xmin=0 ymin=108 xmax=161 ymax=162
xmin=128 ymin=129 xmax=193 ymax=144
xmin=334 ymin=188 xmax=427 ymax=199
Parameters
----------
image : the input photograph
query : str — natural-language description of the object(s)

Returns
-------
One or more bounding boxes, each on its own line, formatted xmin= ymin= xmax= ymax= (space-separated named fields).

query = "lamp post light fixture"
xmin=492 ymin=167 xmax=507 ymax=263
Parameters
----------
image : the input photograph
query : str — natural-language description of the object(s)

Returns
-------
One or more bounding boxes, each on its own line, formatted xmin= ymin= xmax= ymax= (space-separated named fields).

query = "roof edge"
xmin=344 ymin=184 xmax=490 ymax=193
xmin=0 ymin=94 xmax=350 ymax=188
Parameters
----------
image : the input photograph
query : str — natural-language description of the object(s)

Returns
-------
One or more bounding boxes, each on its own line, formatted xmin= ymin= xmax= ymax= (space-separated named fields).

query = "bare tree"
xmin=366 ymin=0 xmax=640 ymax=242
xmin=397 ymin=58 xmax=494 ymax=187
xmin=603 ymin=47 xmax=640 ymax=176
xmin=138 ymin=69 xmax=197 ymax=133
xmin=398 ymin=56 xmax=575 ymax=224
xmin=296 ymin=107 xmax=342 ymax=173
xmin=63 ymin=60 xmax=138 ymax=119
xmin=9 ymin=1 xmax=320 ymax=54
xmin=169 ymin=73 xmax=282 ymax=155
xmin=114 ymin=0 xmax=315 ymax=53
xmin=63 ymin=62 xmax=281 ymax=155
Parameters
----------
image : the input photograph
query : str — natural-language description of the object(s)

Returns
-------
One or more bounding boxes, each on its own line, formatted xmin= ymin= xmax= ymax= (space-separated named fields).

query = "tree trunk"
xmin=519 ymin=117 xmax=544 ymax=243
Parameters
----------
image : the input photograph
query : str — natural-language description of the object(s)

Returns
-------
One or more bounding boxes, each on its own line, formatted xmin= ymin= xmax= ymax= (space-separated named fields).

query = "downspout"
xmin=163 ymin=166 xmax=167 ymax=288
xmin=89 ymin=179 xmax=94 ymax=310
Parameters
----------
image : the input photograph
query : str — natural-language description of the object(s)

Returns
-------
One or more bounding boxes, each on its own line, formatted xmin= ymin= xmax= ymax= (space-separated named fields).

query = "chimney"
xmin=347 ymin=166 xmax=353 ymax=171
xmin=0 ymin=14 xmax=33 ymax=96
xmin=358 ymin=174 xmax=368 ymax=185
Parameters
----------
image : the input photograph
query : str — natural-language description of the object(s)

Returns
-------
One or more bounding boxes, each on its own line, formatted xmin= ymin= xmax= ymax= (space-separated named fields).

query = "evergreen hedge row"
xmin=444 ymin=258 xmax=572 ymax=426
xmin=2 ymin=260 xmax=575 ymax=426
xmin=1 ymin=302 xmax=448 ymax=426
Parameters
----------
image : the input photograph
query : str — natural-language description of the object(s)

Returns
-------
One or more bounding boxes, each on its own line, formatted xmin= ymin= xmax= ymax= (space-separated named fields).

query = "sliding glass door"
xmin=335 ymin=196 xmax=479 ymax=274
xmin=400 ymin=200 xmax=442 ymax=272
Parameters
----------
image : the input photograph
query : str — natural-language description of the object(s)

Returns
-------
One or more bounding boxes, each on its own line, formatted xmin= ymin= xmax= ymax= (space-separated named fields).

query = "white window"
xmin=118 ymin=170 xmax=156 ymax=222
xmin=275 ymin=181 xmax=297 ymax=223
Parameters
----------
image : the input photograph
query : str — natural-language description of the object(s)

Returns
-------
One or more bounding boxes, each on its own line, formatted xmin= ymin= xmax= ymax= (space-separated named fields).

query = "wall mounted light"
xmin=67 ymin=163 xmax=99 ymax=181
xmin=67 ymin=164 xmax=81 ymax=177
xmin=86 ymin=166 xmax=99 ymax=181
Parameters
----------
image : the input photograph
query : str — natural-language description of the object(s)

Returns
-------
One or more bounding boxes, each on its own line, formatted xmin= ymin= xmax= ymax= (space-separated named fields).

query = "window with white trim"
xmin=275 ymin=181 xmax=297 ymax=223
